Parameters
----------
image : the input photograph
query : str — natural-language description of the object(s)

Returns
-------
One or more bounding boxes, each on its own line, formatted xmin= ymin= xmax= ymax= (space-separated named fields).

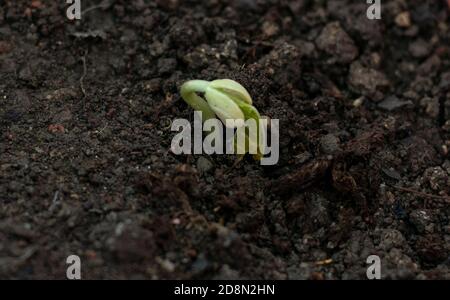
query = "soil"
xmin=0 ymin=0 xmax=449 ymax=280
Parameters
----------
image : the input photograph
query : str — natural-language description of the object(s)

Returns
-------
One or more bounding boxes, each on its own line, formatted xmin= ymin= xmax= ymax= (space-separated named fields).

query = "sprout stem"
xmin=180 ymin=80 xmax=216 ymax=121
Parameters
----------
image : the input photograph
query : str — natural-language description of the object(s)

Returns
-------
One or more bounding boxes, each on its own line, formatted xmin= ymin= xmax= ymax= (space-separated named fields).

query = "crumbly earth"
xmin=0 ymin=0 xmax=449 ymax=279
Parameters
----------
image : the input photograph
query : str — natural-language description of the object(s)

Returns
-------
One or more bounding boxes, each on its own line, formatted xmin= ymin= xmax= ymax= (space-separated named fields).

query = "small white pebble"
xmin=353 ymin=97 xmax=364 ymax=107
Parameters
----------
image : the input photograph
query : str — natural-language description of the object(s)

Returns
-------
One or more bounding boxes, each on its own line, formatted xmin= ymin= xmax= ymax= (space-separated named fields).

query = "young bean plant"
xmin=180 ymin=79 xmax=265 ymax=159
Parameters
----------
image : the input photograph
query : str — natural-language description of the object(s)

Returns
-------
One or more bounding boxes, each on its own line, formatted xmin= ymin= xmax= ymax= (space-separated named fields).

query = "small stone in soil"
xmin=348 ymin=62 xmax=389 ymax=101
xmin=316 ymin=22 xmax=358 ymax=64
xmin=196 ymin=157 xmax=214 ymax=174
xmin=319 ymin=134 xmax=341 ymax=155
xmin=395 ymin=12 xmax=412 ymax=28
xmin=378 ymin=96 xmax=413 ymax=111
xmin=409 ymin=39 xmax=432 ymax=58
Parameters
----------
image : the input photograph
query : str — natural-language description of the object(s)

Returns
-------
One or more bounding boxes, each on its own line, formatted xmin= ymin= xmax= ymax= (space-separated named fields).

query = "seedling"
xmin=180 ymin=79 xmax=265 ymax=159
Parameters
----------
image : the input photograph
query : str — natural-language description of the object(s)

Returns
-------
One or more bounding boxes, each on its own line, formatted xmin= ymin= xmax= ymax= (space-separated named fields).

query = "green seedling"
xmin=180 ymin=79 xmax=265 ymax=159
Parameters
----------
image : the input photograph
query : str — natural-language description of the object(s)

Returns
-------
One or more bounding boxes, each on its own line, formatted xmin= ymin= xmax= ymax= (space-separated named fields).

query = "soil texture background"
xmin=0 ymin=0 xmax=449 ymax=279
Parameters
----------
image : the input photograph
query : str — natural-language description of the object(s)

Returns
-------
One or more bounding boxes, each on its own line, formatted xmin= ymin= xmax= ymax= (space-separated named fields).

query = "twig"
xmin=82 ymin=0 xmax=112 ymax=15
xmin=389 ymin=185 xmax=450 ymax=202
xmin=80 ymin=52 xmax=87 ymax=98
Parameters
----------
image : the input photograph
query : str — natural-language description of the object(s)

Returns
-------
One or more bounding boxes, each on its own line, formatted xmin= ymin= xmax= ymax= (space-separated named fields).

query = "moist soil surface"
xmin=0 ymin=0 xmax=449 ymax=279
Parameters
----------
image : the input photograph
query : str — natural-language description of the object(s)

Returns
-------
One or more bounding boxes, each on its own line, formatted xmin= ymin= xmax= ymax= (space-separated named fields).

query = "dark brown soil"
xmin=0 ymin=0 xmax=449 ymax=279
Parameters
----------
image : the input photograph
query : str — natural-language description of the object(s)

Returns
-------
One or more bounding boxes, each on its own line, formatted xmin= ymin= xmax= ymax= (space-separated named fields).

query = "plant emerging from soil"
xmin=180 ymin=79 xmax=265 ymax=158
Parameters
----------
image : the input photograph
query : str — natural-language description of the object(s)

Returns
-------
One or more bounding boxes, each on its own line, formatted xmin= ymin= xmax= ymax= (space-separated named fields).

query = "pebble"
xmin=395 ymin=12 xmax=412 ymax=28
xmin=319 ymin=134 xmax=341 ymax=155
xmin=409 ymin=210 xmax=433 ymax=233
xmin=316 ymin=22 xmax=358 ymax=64
xmin=421 ymin=97 xmax=440 ymax=118
xmin=262 ymin=21 xmax=279 ymax=37
xmin=378 ymin=96 xmax=413 ymax=111
xmin=380 ymin=229 xmax=407 ymax=251
xmin=196 ymin=157 xmax=214 ymax=174
xmin=423 ymin=166 xmax=448 ymax=191
xmin=143 ymin=78 xmax=162 ymax=93
xmin=382 ymin=168 xmax=402 ymax=180
xmin=352 ymin=97 xmax=364 ymax=107
xmin=48 ymin=124 xmax=65 ymax=134
xmin=156 ymin=257 xmax=176 ymax=273
xmin=409 ymin=39 xmax=431 ymax=58
xmin=348 ymin=62 xmax=389 ymax=101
